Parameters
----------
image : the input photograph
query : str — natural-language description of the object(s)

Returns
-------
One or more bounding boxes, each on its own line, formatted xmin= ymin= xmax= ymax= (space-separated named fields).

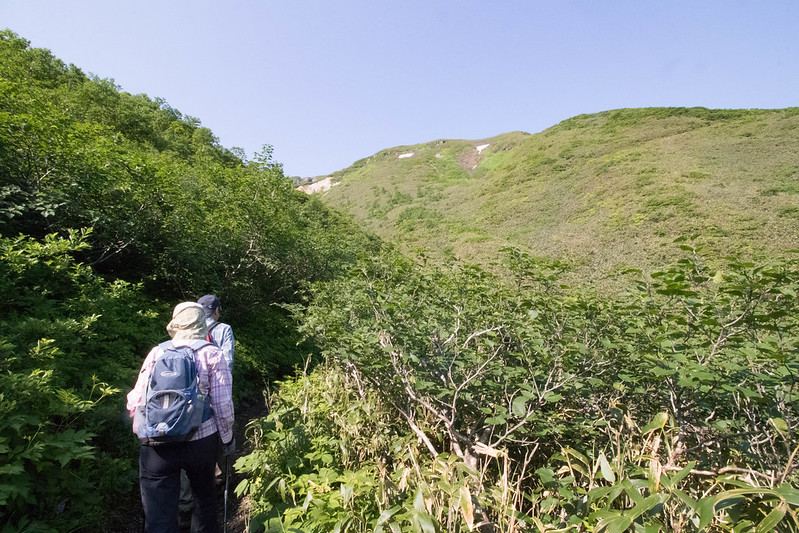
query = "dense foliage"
xmin=0 ymin=30 xmax=371 ymax=307
xmin=0 ymin=231 xmax=157 ymax=531
xmin=239 ymin=243 xmax=799 ymax=531
xmin=0 ymin=30 xmax=375 ymax=531
xmin=3 ymin=28 xmax=798 ymax=533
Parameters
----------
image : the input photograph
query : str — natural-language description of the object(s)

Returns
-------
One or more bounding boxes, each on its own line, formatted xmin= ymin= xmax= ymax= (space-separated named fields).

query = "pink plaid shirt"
xmin=126 ymin=341 xmax=234 ymax=443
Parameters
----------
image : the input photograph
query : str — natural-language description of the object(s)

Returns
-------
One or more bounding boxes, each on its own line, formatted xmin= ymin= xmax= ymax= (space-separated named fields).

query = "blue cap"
xmin=197 ymin=294 xmax=221 ymax=317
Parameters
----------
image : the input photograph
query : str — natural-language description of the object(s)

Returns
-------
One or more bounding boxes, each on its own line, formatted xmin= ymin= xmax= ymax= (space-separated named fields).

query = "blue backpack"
xmin=133 ymin=340 xmax=213 ymax=445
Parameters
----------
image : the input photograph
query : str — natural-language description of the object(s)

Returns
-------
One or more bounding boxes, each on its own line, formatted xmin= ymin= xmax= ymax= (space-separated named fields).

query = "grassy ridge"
xmin=321 ymin=107 xmax=799 ymax=281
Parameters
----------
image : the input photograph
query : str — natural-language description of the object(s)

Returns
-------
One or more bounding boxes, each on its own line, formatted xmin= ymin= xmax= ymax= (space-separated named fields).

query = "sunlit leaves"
xmin=260 ymin=245 xmax=799 ymax=531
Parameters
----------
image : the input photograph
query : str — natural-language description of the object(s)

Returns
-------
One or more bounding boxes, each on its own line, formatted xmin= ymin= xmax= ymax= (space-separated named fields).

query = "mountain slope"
xmin=319 ymin=107 xmax=799 ymax=281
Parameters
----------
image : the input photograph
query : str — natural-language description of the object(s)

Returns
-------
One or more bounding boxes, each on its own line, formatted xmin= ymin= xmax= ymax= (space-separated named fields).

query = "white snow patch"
xmin=297 ymin=177 xmax=339 ymax=194
xmin=398 ymin=152 xmax=415 ymax=159
xmin=476 ymin=144 xmax=490 ymax=154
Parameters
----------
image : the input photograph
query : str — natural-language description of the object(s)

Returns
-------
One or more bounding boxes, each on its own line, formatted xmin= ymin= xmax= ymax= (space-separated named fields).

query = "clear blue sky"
xmin=2 ymin=1 xmax=797 ymax=177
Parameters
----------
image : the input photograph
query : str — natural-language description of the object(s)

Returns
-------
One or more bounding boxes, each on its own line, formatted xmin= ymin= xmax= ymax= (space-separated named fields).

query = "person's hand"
xmin=222 ymin=438 xmax=236 ymax=457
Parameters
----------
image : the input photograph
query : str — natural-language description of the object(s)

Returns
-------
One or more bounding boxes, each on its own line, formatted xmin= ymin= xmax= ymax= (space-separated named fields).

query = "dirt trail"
xmin=217 ymin=399 xmax=265 ymax=532
xmin=106 ymin=400 xmax=267 ymax=532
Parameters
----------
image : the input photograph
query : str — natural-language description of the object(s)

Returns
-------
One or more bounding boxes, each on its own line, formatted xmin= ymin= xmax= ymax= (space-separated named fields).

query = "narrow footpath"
xmin=107 ymin=400 xmax=267 ymax=532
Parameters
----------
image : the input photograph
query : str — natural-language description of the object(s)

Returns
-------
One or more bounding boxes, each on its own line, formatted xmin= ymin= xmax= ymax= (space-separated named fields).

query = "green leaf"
xmin=511 ymin=395 xmax=528 ymax=417
xmin=413 ymin=486 xmax=426 ymax=513
xmin=756 ymin=502 xmax=786 ymax=533
xmin=544 ymin=392 xmax=563 ymax=403
xmin=778 ymin=286 xmax=797 ymax=298
xmin=641 ymin=412 xmax=669 ymax=435
xmin=536 ymin=468 xmax=556 ymax=485
xmin=661 ymin=461 xmax=695 ymax=489
xmin=0 ymin=464 xmax=24 ymax=476
xmin=374 ymin=506 xmax=400 ymax=533
xmin=459 ymin=485 xmax=474 ymax=531
xmin=597 ymin=452 xmax=616 ymax=483
xmin=774 ymin=484 xmax=799 ymax=506
xmin=596 ymin=514 xmax=633 ymax=533
xmin=414 ymin=512 xmax=437 ymax=533
xmin=629 ymin=494 xmax=661 ymax=520
xmin=697 ymin=494 xmax=719 ymax=530
xmin=651 ymin=366 xmax=675 ymax=377
xmin=622 ymin=479 xmax=644 ymax=505
xmin=770 ymin=417 xmax=790 ymax=437
xmin=588 ymin=485 xmax=616 ymax=502
xmin=671 ymin=489 xmax=698 ymax=512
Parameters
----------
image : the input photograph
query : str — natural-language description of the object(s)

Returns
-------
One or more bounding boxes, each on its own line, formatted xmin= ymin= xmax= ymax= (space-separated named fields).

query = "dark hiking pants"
xmin=139 ymin=433 xmax=219 ymax=533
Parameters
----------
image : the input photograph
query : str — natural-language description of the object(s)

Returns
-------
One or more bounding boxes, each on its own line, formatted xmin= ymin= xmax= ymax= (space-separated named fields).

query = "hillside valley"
xmin=314 ymin=107 xmax=799 ymax=283
xmin=3 ymin=31 xmax=799 ymax=532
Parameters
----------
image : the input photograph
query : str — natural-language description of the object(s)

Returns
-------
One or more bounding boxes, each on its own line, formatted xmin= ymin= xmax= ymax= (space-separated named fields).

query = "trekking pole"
xmin=223 ymin=454 xmax=230 ymax=533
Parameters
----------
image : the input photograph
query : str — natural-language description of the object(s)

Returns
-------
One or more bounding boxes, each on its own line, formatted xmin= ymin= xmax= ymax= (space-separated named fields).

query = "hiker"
xmin=177 ymin=295 xmax=236 ymax=526
xmin=127 ymin=302 xmax=235 ymax=533
xmin=197 ymin=294 xmax=235 ymax=369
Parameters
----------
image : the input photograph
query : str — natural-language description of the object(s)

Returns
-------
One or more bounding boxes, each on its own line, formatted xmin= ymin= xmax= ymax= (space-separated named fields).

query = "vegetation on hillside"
xmin=2 ymin=28 xmax=798 ymax=533
xmin=240 ymin=243 xmax=799 ymax=532
xmin=238 ymin=77 xmax=799 ymax=532
xmin=0 ymin=30 xmax=375 ymax=531
xmin=321 ymin=108 xmax=799 ymax=284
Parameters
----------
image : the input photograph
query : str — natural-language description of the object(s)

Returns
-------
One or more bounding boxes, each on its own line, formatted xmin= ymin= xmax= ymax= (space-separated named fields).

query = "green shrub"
xmin=240 ymin=244 xmax=799 ymax=531
xmin=0 ymin=231 xmax=153 ymax=531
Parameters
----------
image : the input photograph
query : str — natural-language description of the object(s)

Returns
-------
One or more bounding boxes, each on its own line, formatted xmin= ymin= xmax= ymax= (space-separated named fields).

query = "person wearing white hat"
xmin=127 ymin=302 xmax=235 ymax=532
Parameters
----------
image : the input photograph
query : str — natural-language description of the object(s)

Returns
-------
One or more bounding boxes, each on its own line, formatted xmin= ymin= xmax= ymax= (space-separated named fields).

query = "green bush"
xmin=0 ymin=231 xmax=156 ymax=530
xmin=239 ymin=244 xmax=799 ymax=531
xmin=0 ymin=31 xmax=377 ymax=529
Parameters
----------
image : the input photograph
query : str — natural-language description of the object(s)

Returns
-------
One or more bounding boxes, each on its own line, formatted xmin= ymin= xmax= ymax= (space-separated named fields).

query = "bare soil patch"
xmin=457 ymin=144 xmax=490 ymax=172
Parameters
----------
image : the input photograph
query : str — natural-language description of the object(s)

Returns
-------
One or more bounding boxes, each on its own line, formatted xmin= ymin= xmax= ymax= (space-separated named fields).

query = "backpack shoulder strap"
xmin=207 ymin=322 xmax=220 ymax=340
xmin=154 ymin=341 xmax=175 ymax=360
xmin=189 ymin=339 xmax=213 ymax=352
xmin=206 ymin=322 xmax=220 ymax=344
xmin=157 ymin=340 xmax=210 ymax=352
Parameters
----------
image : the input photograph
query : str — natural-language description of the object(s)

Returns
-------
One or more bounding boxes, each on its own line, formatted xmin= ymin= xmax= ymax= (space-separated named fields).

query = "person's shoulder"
xmin=196 ymin=340 xmax=221 ymax=352
xmin=195 ymin=343 xmax=228 ymax=374
xmin=146 ymin=344 xmax=165 ymax=360
xmin=138 ymin=345 xmax=161 ymax=370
